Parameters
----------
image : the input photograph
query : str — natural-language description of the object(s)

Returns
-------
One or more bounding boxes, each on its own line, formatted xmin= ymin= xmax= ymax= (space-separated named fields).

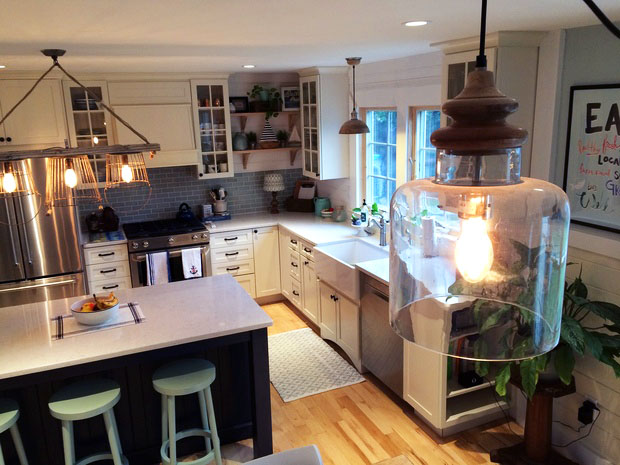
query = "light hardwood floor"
xmin=187 ymin=301 xmax=523 ymax=465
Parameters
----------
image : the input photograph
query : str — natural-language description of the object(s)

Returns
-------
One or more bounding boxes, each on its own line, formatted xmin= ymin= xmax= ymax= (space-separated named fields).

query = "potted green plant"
xmin=276 ymin=130 xmax=288 ymax=148
xmin=247 ymin=85 xmax=282 ymax=119
xmin=475 ymin=264 xmax=620 ymax=399
xmin=246 ymin=131 xmax=257 ymax=150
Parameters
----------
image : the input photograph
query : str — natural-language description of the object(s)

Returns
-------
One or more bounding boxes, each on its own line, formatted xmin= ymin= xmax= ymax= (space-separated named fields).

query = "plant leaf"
xmin=583 ymin=331 xmax=604 ymax=360
xmin=480 ymin=305 xmax=511 ymax=333
xmin=590 ymin=332 xmax=620 ymax=349
xmin=567 ymin=276 xmax=588 ymax=299
xmin=475 ymin=361 xmax=489 ymax=378
xmin=560 ymin=317 xmax=586 ymax=355
xmin=554 ymin=344 xmax=575 ymax=385
xmin=604 ymin=324 xmax=620 ymax=334
xmin=599 ymin=347 xmax=620 ymax=377
xmin=520 ymin=359 xmax=539 ymax=400
xmin=586 ymin=301 xmax=620 ymax=326
xmin=535 ymin=353 xmax=549 ymax=372
xmin=495 ymin=363 xmax=512 ymax=397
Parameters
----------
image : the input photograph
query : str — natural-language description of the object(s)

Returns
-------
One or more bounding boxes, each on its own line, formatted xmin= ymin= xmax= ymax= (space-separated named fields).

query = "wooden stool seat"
xmin=153 ymin=359 xmax=222 ymax=465
xmin=0 ymin=398 xmax=29 ymax=465
xmin=48 ymin=379 xmax=127 ymax=465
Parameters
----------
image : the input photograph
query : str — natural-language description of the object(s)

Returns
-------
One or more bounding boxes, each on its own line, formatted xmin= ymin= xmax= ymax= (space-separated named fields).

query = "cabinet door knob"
xmin=6 ymin=137 xmax=11 ymax=143
xmin=0 ymin=137 xmax=4 ymax=142
xmin=304 ymin=261 xmax=309 ymax=265
xmin=254 ymin=229 xmax=258 ymax=233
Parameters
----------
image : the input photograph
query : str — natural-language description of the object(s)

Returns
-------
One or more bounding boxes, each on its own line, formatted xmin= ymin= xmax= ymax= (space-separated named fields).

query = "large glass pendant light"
xmin=339 ymin=57 xmax=370 ymax=135
xmin=389 ymin=0 xmax=570 ymax=361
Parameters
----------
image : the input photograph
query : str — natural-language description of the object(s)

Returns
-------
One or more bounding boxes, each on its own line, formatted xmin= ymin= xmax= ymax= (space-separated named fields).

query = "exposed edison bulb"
xmin=2 ymin=171 xmax=17 ymax=193
xmin=454 ymin=216 xmax=494 ymax=283
xmin=121 ymin=164 xmax=133 ymax=183
xmin=93 ymin=136 xmax=99 ymax=145
xmin=64 ymin=167 xmax=78 ymax=188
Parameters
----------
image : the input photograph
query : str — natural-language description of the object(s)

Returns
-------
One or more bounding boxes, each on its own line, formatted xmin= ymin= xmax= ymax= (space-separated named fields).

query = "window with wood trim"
xmin=362 ymin=109 xmax=397 ymax=210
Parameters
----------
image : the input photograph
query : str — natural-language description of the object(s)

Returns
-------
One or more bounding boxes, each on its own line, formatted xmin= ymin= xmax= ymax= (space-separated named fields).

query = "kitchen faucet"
xmin=366 ymin=213 xmax=388 ymax=247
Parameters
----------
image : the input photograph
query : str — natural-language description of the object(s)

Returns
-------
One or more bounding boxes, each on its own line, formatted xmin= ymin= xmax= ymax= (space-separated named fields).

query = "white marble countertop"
xmin=356 ymin=258 xmax=389 ymax=286
xmin=207 ymin=212 xmax=382 ymax=247
xmin=0 ymin=275 xmax=272 ymax=381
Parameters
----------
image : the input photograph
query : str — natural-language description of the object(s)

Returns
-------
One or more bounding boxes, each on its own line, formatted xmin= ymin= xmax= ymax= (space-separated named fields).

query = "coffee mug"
xmin=218 ymin=163 xmax=228 ymax=172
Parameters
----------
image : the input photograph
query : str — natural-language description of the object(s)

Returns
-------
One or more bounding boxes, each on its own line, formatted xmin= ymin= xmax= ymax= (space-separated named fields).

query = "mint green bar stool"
xmin=0 ymin=398 xmax=28 ymax=465
xmin=48 ymin=379 xmax=128 ymax=465
xmin=152 ymin=359 xmax=222 ymax=465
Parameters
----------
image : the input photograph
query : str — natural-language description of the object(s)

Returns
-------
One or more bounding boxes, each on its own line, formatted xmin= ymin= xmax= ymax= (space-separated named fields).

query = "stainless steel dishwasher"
xmin=361 ymin=274 xmax=403 ymax=397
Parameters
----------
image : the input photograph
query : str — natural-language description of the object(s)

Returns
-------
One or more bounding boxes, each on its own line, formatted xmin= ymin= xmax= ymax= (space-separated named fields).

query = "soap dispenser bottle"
xmin=360 ymin=199 xmax=370 ymax=226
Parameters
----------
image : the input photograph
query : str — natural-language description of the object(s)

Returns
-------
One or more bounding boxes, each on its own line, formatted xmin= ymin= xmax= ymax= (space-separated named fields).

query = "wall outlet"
xmin=578 ymin=399 xmax=598 ymax=425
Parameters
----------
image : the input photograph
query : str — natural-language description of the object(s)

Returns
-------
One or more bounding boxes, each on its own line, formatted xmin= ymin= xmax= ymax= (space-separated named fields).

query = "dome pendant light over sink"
xmin=339 ymin=57 xmax=370 ymax=135
xmin=389 ymin=0 xmax=571 ymax=361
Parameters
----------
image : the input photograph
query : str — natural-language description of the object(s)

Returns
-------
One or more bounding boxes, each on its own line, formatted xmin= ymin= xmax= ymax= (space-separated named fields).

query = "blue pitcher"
xmin=314 ymin=197 xmax=331 ymax=217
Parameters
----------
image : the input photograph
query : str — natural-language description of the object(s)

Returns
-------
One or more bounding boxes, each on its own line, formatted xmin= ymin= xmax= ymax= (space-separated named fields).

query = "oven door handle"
xmin=131 ymin=246 xmax=209 ymax=261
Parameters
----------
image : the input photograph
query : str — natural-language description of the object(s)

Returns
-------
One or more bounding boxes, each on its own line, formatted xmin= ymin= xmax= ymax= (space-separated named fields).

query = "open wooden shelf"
xmin=447 ymin=378 xmax=495 ymax=398
xmin=231 ymin=111 xmax=300 ymax=134
xmin=233 ymin=147 xmax=301 ymax=169
xmin=230 ymin=111 xmax=300 ymax=117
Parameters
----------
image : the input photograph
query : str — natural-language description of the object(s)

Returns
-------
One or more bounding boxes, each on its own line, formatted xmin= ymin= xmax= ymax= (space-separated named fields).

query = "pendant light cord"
xmin=352 ymin=64 xmax=357 ymax=112
xmin=582 ymin=0 xmax=620 ymax=40
xmin=476 ymin=0 xmax=488 ymax=68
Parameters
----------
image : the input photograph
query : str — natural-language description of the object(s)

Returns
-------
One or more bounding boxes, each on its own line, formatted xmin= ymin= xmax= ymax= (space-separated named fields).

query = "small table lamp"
xmin=263 ymin=173 xmax=285 ymax=214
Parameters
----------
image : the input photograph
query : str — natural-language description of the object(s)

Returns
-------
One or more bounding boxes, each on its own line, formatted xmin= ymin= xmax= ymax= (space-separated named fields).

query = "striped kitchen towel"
xmin=50 ymin=302 xmax=145 ymax=341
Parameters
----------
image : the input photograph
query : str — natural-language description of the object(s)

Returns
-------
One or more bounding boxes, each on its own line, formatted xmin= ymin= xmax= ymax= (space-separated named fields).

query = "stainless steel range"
xmin=123 ymin=218 xmax=211 ymax=287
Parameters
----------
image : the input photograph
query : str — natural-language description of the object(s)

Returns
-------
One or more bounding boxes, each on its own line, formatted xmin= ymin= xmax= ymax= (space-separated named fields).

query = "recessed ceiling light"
xmin=0 ymin=65 xmax=6 ymax=69
xmin=242 ymin=64 xmax=256 ymax=69
xmin=403 ymin=20 xmax=429 ymax=27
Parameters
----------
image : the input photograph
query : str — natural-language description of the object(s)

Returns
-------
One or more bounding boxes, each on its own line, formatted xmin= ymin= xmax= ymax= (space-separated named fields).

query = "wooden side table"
xmin=491 ymin=376 xmax=578 ymax=465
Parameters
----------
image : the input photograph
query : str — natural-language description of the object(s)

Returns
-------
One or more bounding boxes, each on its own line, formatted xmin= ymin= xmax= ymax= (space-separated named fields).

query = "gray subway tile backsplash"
xmin=79 ymin=166 xmax=302 ymax=225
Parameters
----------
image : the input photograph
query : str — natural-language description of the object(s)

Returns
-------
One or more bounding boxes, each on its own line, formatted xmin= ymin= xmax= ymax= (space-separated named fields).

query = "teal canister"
xmin=232 ymin=132 xmax=248 ymax=151
xmin=314 ymin=197 xmax=331 ymax=216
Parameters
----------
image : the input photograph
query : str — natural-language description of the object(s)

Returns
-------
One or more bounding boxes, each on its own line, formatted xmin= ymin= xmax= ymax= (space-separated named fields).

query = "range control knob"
xmin=168 ymin=237 xmax=175 ymax=244
xmin=192 ymin=234 xmax=199 ymax=240
xmin=131 ymin=242 xmax=139 ymax=250
xmin=202 ymin=233 xmax=208 ymax=239
xmin=142 ymin=241 xmax=149 ymax=248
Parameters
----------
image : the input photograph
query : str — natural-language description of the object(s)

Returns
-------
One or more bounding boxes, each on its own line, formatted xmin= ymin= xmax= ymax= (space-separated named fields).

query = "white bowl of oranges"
xmin=70 ymin=292 xmax=119 ymax=326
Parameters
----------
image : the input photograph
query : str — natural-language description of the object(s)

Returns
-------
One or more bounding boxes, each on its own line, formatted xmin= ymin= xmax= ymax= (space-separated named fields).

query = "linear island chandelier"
xmin=0 ymin=49 xmax=160 ymax=209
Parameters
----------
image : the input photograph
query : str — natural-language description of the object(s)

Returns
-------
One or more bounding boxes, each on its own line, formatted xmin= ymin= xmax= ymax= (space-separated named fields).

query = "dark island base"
xmin=0 ymin=329 xmax=272 ymax=465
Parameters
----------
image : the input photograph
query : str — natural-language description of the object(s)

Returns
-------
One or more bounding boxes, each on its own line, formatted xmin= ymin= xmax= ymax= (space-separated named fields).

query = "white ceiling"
xmin=1 ymin=0 xmax=619 ymax=73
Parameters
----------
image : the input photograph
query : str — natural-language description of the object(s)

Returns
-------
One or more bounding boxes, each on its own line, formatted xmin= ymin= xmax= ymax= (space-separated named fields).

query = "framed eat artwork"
xmin=563 ymin=84 xmax=620 ymax=233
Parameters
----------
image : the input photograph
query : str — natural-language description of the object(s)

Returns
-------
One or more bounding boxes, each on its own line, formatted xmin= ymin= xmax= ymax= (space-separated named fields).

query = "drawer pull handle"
xmin=100 ymin=268 xmax=117 ymax=274
xmin=226 ymin=266 xmax=240 ymax=271
xmin=225 ymin=252 xmax=239 ymax=256
xmin=224 ymin=237 xmax=238 ymax=241
xmin=304 ymin=247 xmax=312 ymax=253
xmin=98 ymin=252 xmax=115 ymax=257
xmin=290 ymin=239 xmax=297 ymax=245
xmin=291 ymin=262 xmax=298 ymax=267
xmin=102 ymin=284 xmax=119 ymax=290
xmin=292 ymin=290 xmax=300 ymax=296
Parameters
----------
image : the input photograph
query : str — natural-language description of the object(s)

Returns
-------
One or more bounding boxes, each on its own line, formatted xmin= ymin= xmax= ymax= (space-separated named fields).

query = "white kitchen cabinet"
xmin=0 ymin=79 xmax=67 ymax=150
xmin=253 ymin=226 xmax=281 ymax=298
xmin=301 ymin=257 xmax=319 ymax=324
xmin=298 ymin=69 xmax=349 ymax=180
xmin=290 ymin=279 xmax=302 ymax=309
xmin=191 ymin=79 xmax=234 ymax=179
xmin=113 ymin=103 xmax=197 ymax=168
xmin=234 ymin=274 xmax=256 ymax=299
xmin=318 ymin=281 xmax=361 ymax=370
xmin=288 ymin=249 xmax=301 ymax=281
xmin=319 ymin=281 xmax=338 ymax=340
xmin=279 ymin=229 xmax=293 ymax=300
xmin=108 ymin=81 xmax=192 ymax=105
xmin=83 ymin=243 xmax=131 ymax=295
xmin=435 ymin=31 xmax=545 ymax=175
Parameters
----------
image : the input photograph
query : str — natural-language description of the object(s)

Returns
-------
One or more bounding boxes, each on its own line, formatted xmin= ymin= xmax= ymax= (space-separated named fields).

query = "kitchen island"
xmin=0 ymin=275 xmax=273 ymax=464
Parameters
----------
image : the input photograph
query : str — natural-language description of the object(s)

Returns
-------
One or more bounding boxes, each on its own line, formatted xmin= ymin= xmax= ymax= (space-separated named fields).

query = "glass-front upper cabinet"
xmin=62 ymin=80 xmax=113 ymax=182
xmin=300 ymin=76 xmax=320 ymax=178
xmin=191 ymin=80 xmax=234 ymax=179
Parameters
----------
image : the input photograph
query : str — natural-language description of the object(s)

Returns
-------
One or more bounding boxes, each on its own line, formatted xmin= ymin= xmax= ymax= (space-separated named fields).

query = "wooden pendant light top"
xmin=431 ymin=68 xmax=528 ymax=152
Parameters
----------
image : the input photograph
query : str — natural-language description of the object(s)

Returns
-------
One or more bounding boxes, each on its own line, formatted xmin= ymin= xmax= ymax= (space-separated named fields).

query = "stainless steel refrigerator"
xmin=0 ymin=158 xmax=85 ymax=307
